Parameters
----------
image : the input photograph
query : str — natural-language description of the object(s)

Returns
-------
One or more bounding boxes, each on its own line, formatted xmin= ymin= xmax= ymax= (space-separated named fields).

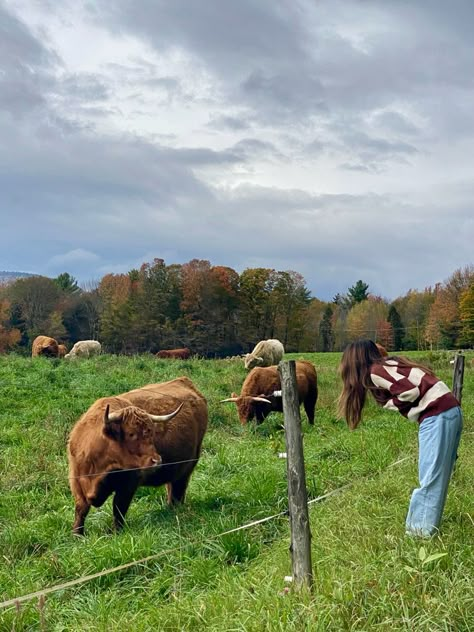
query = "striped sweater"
xmin=370 ymin=359 xmax=459 ymax=423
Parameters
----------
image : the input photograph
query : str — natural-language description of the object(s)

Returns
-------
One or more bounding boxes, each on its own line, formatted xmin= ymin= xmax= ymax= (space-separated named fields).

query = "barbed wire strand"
xmin=0 ymin=452 xmax=415 ymax=612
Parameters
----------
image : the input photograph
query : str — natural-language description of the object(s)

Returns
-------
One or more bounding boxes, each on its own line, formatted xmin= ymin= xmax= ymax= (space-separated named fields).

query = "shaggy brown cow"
xmin=222 ymin=360 xmax=317 ymax=426
xmin=58 ymin=344 xmax=68 ymax=358
xmin=68 ymin=377 xmax=208 ymax=534
xmin=156 ymin=348 xmax=191 ymax=359
xmin=31 ymin=335 xmax=59 ymax=358
xmin=376 ymin=343 xmax=388 ymax=357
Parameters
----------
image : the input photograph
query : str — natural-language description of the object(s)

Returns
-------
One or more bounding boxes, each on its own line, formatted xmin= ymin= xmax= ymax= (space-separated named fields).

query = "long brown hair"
xmin=337 ymin=339 xmax=436 ymax=429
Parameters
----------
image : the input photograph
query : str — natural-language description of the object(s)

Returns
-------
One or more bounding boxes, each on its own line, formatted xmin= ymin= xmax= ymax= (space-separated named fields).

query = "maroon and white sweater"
xmin=370 ymin=359 xmax=459 ymax=423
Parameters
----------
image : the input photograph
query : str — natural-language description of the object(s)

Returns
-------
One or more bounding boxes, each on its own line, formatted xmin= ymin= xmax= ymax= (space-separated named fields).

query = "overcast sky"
xmin=1 ymin=1 xmax=473 ymax=300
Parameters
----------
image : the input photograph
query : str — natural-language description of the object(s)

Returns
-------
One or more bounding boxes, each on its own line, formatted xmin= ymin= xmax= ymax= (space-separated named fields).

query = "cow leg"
xmin=112 ymin=484 xmax=138 ymax=531
xmin=72 ymin=501 xmax=91 ymax=536
xmin=70 ymin=476 xmax=91 ymax=535
xmin=304 ymin=393 xmax=317 ymax=425
xmin=166 ymin=473 xmax=192 ymax=505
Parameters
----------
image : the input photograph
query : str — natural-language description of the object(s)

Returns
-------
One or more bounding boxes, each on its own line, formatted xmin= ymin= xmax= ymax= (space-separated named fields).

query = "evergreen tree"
xmin=348 ymin=280 xmax=369 ymax=306
xmin=54 ymin=272 xmax=80 ymax=294
xmin=387 ymin=304 xmax=404 ymax=350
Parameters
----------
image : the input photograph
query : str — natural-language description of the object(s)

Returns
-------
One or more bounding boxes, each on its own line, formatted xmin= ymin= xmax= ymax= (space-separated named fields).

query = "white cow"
xmin=65 ymin=340 xmax=102 ymax=360
xmin=244 ymin=339 xmax=285 ymax=370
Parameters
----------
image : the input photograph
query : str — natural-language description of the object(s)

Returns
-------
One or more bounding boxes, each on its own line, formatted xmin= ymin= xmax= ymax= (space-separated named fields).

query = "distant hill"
xmin=0 ymin=271 xmax=36 ymax=283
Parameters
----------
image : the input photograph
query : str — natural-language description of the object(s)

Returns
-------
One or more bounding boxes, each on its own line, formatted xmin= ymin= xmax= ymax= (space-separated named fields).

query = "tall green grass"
xmin=0 ymin=351 xmax=473 ymax=630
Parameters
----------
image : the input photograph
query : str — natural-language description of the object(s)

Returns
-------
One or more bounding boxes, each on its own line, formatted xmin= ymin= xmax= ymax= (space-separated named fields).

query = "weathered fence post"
xmin=452 ymin=353 xmax=465 ymax=404
xmin=279 ymin=360 xmax=313 ymax=591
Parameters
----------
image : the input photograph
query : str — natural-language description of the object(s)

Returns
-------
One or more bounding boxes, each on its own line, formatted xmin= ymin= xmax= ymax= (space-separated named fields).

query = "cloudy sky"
xmin=1 ymin=0 xmax=473 ymax=300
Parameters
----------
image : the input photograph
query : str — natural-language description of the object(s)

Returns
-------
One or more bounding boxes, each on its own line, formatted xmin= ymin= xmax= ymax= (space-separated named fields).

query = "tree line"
xmin=0 ymin=259 xmax=472 ymax=356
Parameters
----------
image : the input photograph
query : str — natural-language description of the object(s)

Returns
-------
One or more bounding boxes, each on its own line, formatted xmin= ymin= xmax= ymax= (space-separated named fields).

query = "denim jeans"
xmin=406 ymin=406 xmax=463 ymax=537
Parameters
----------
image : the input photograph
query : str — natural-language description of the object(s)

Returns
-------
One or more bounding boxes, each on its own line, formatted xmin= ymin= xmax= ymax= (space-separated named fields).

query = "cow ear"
xmin=103 ymin=404 xmax=122 ymax=440
xmin=231 ymin=392 xmax=238 ymax=398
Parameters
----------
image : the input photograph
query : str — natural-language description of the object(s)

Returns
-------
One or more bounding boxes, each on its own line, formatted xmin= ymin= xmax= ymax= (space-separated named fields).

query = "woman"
xmin=338 ymin=339 xmax=462 ymax=537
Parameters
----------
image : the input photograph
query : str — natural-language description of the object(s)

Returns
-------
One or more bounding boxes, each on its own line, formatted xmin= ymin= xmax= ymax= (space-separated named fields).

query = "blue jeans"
xmin=406 ymin=406 xmax=463 ymax=537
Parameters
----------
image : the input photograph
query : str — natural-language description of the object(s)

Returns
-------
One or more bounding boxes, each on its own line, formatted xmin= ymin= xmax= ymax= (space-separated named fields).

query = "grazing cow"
xmin=31 ymin=335 xmax=59 ymax=358
xmin=376 ymin=343 xmax=388 ymax=357
xmin=65 ymin=340 xmax=102 ymax=359
xmin=244 ymin=339 xmax=285 ymax=370
xmin=156 ymin=348 xmax=191 ymax=359
xmin=57 ymin=344 xmax=68 ymax=358
xmin=68 ymin=377 xmax=208 ymax=534
xmin=222 ymin=360 xmax=317 ymax=426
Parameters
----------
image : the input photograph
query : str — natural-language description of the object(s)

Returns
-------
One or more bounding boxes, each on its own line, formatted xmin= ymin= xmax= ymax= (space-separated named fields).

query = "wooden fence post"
xmin=452 ymin=353 xmax=465 ymax=404
xmin=279 ymin=360 xmax=313 ymax=591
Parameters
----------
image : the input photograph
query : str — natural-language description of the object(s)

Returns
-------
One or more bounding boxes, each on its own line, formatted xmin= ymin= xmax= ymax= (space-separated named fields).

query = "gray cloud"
xmin=207 ymin=114 xmax=252 ymax=132
xmin=0 ymin=1 xmax=473 ymax=300
xmin=93 ymin=0 xmax=308 ymax=74
xmin=0 ymin=3 xmax=57 ymax=117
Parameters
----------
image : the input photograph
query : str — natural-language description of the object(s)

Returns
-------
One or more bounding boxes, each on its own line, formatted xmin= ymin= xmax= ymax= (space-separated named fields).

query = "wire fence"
xmin=0 ymin=453 xmax=415 ymax=611
xmin=0 ymin=356 xmax=469 ymax=612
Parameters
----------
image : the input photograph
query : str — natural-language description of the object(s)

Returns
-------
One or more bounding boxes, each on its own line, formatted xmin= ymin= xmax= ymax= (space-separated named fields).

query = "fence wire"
xmin=0 ymin=452 xmax=415 ymax=612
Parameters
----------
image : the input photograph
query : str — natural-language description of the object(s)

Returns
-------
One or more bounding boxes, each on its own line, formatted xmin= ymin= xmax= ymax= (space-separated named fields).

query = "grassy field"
xmin=0 ymin=351 xmax=473 ymax=631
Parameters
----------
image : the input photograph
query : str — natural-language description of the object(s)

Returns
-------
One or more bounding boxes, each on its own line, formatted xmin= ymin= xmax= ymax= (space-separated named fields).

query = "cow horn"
xmin=220 ymin=397 xmax=240 ymax=403
xmin=149 ymin=403 xmax=184 ymax=422
xmin=250 ymin=396 xmax=272 ymax=403
xmin=104 ymin=404 xmax=123 ymax=423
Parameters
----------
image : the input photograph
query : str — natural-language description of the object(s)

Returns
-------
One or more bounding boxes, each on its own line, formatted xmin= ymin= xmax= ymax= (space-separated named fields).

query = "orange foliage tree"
xmin=459 ymin=282 xmax=474 ymax=347
xmin=0 ymin=299 xmax=21 ymax=353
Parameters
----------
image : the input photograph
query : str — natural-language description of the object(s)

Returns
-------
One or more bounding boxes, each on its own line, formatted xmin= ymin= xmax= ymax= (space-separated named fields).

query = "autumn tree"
xmin=441 ymin=265 xmax=474 ymax=347
xmin=45 ymin=310 xmax=68 ymax=342
xmin=62 ymin=291 xmax=101 ymax=343
xmin=207 ymin=265 xmax=240 ymax=355
xmin=332 ymin=294 xmax=351 ymax=351
xmin=131 ymin=259 xmax=177 ymax=351
xmin=393 ymin=288 xmax=434 ymax=350
xmin=98 ymin=274 xmax=132 ymax=352
xmin=424 ymin=267 xmax=473 ymax=349
xmin=0 ymin=299 xmax=21 ymax=353
xmin=299 ymin=298 xmax=327 ymax=351
xmin=271 ymin=271 xmax=311 ymax=349
xmin=6 ymin=276 xmax=61 ymax=343
xmin=180 ymin=259 xmax=216 ymax=355
xmin=459 ymin=282 xmax=474 ymax=346
xmin=376 ymin=319 xmax=394 ymax=350
xmin=346 ymin=296 xmax=389 ymax=342
xmin=238 ymin=268 xmax=277 ymax=347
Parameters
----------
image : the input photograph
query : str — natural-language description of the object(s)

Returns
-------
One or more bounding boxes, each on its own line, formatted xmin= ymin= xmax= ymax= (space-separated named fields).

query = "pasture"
xmin=0 ymin=351 xmax=473 ymax=631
